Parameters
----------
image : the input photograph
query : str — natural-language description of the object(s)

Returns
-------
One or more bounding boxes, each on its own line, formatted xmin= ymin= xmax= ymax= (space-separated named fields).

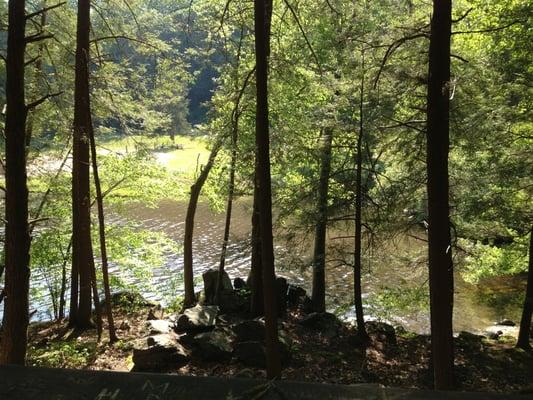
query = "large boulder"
xmin=233 ymin=277 xmax=247 ymax=289
xmin=287 ymin=284 xmax=306 ymax=306
xmin=299 ymin=312 xmax=342 ymax=339
xmin=233 ymin=341 xmax=266 ymax=368
xmin=219 ymin=290 xmax=250 ymax=314
xmin=145 ymin=320 xmax=172 ymax=335
xmin=174 ymin=305 xmax=219 ymax=333
xmin=132 ymin=334 xmax=189 ymax=371
xmin=231 ymin=319 xmax=265 ymax=343
xmin=192 ymin=330 xmax=233 ymax=361
xmin=276 ymin=277 xmax=288 ymax=316
xmin=203 ymin=269 xmax=232 ymax=304
xmin=233 ymin=334 xmax=291 ymax=368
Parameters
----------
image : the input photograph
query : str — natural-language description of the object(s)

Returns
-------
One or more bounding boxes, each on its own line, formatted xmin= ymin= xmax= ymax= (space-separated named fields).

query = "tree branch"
xmin=452 ymin=19 xmax=525 ymax=35
xmin=25 ymin=2 xmax=66 ymax=20
xmin=25 ymin=32 xmax=54 ymax=44
xmin=26 ymin=91 xmax=63 ymax=110
xmin=282 ymin=0 xmax=323 ymax=74
xmin=373 ymin=32 xmax=427 ymax=89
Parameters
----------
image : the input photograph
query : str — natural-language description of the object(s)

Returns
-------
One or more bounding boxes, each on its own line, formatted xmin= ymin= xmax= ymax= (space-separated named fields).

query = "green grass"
xmin=98 ymin=134 xmax=210 ymax=173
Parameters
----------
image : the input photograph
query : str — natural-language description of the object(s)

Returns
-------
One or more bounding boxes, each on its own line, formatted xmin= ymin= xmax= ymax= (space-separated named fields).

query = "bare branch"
xmin=282 ymin=0 xmax=323 ymax=74
xmin=24 ymin=55 xmax=41 ymax=67
xmin=25 ymin=2 xmax=66 ymax=20
xmin=452 ymin=19 xmax=525 ymax=35
xmin=451 ymin=54 xmax=469 ymax=63
xmin=26 ymin=91 xmax=63 ymax=110
xmin=452 ymin=7 xmax=473 ymax=23
xmin=25 ymin=32 xmax=54 ymax=44
xmin=90 ymin=35 xmax=161 ymax=51
xmin=373 ymin=32 xmax=427 ymax=89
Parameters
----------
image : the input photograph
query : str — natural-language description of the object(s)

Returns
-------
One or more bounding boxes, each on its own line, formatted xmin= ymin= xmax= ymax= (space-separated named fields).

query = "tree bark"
xmin=311 ymin=129 xmax=333 ymax=313
xmin=426 ymin=0 xmax=454 ymax=389
xmin=58 ymin=238 xmax=72 ymax=321
xmin=88 ymin=116 xmax=118 ymax=342
xmin=215 ymin=66 xmax=255 ymax=306
xmin=254 ymin=0 xmax=281 ymax=379
xmin=0 ymin=0 xmax=31 ymax=365
xmin=516 ymin=227 xmax=533 ymax=350
xmin=354 ymin=53 xmax=368 ymax=339
xmin=70 ymin=0 xmax=95 ymax=330
xmin=250 ymin=191 xmax=264 ymax=316
xmin=183 ymin=139 xmax=224 ymax=308
xmin=25 ymin=0 xmax=47 ymax=154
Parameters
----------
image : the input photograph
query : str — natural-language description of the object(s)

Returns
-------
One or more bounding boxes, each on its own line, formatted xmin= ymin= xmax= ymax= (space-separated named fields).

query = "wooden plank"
xmin=0 ymin=365 xmax=525 ymax=399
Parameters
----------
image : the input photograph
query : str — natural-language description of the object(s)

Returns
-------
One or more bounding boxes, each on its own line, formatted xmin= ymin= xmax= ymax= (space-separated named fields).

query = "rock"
xmin=287 ymin=284 xmax=306 ymax=306
xmin=146 ymin=320 xmax=171 ymax=335
xmin=233 ymin=277 xmax=247 ymax=289
xmin=119 ymin=320 xmax=131 ymax=331
xmin=233 ymin=341 xmax=266 ymax=368
xmin=301 ymin=296 xmax=315 ymax=314
xmin=497 ymin=319 xmax=516 ymax=327
xmin=233 ymin=341 xmax=263 ymax=367
xmin=174 ymin=305 xmax=219 ymax=333
xmin=299 ymin=312 xmax=342 ymax=339
xmin=366 ymin=321 xmax=397 ymax=346
xmin=276 ymin=277 xmax=288 ymax=316
xmin=132 ymin=334 xmax=189 ymax=371
xmin=456 ymin=331 xmax=485 ymax=351
xmin=234 ymin=338 xmax=290 ymax=368
xmin=457 ymin=331 xmax=484 ymax=342
xmin=219 ymin=291 xmax=249 ymax=314
xmin=146 ymin=308 xmax=157 ymax=320
xmin=486 ymin=330 xmax=503 ymax=340
xmin=202 ymin=269 xmax=232 ymax=304
xmin=232 ymin=319 xmax=265 ymax=342
xmin=192 ymin=330 xmax=233 ymax=361
xmin=104 ymin=291 xmax=158 ymax=309
xmin=196 ymin=290 xmax=207 ymax=305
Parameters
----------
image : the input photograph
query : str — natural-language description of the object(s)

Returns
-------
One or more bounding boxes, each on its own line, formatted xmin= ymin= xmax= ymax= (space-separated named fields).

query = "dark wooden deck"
xmin=0 ymin=365 xmax=528 ymax=399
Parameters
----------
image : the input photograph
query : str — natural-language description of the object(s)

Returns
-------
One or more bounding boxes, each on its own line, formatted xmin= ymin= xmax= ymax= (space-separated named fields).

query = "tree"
xmin=254 ymin=0 xmax=281 ymax=379
xmin=88 ymin=115 xmax=118 ymax=343
xmin=0 ymin=0 xmax=31 ymax=365
xmin=311 ymin=129 xmax=332 ymax=313
xmin=70 ymin=0 xmax=96 ymax=329
xmin=183 ymin=138 xmax=224 ymax=308
xmin=426 ymin=0 xmax=454 ymax=389
xmin=517 ymin=226 xmax=533 ymax=350
xmin=353 ymin=50 xmax=368 ymax=339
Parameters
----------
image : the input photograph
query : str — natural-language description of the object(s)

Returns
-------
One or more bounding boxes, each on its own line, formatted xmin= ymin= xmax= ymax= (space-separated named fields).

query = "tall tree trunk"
xmin=88 ymin=117 xmax=118 ymax=342
xmin=25 ymin=0 xmax=46 ymax=153
xmin=426 ymin=0 xmax=454 ymax=390
xmin=58 ymin=238 xmax=72 ymax=321
xmin=70 ymin=0 xmax=94 ymax=330
xmin=516 ymin=227 xmax=533 ymax=350
xmin=354 ymin=53 xmax=368 ymax=339
xmin=215 ymin=66 xmax=255 ymax=305
xmin=183 ymin=140 xmax=223 ymax=308
xmin=0 ymin=0 xmax=31 ymax=365
xmin=215 ymin=130 xmax=237 ymax=305
xmin=250 ymin=191 xmax=264 ymax=315
xmin=311 ymin=129 xmax=333 ymax=313
xmin=254 ymin=0 xmax=281 ymax=379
